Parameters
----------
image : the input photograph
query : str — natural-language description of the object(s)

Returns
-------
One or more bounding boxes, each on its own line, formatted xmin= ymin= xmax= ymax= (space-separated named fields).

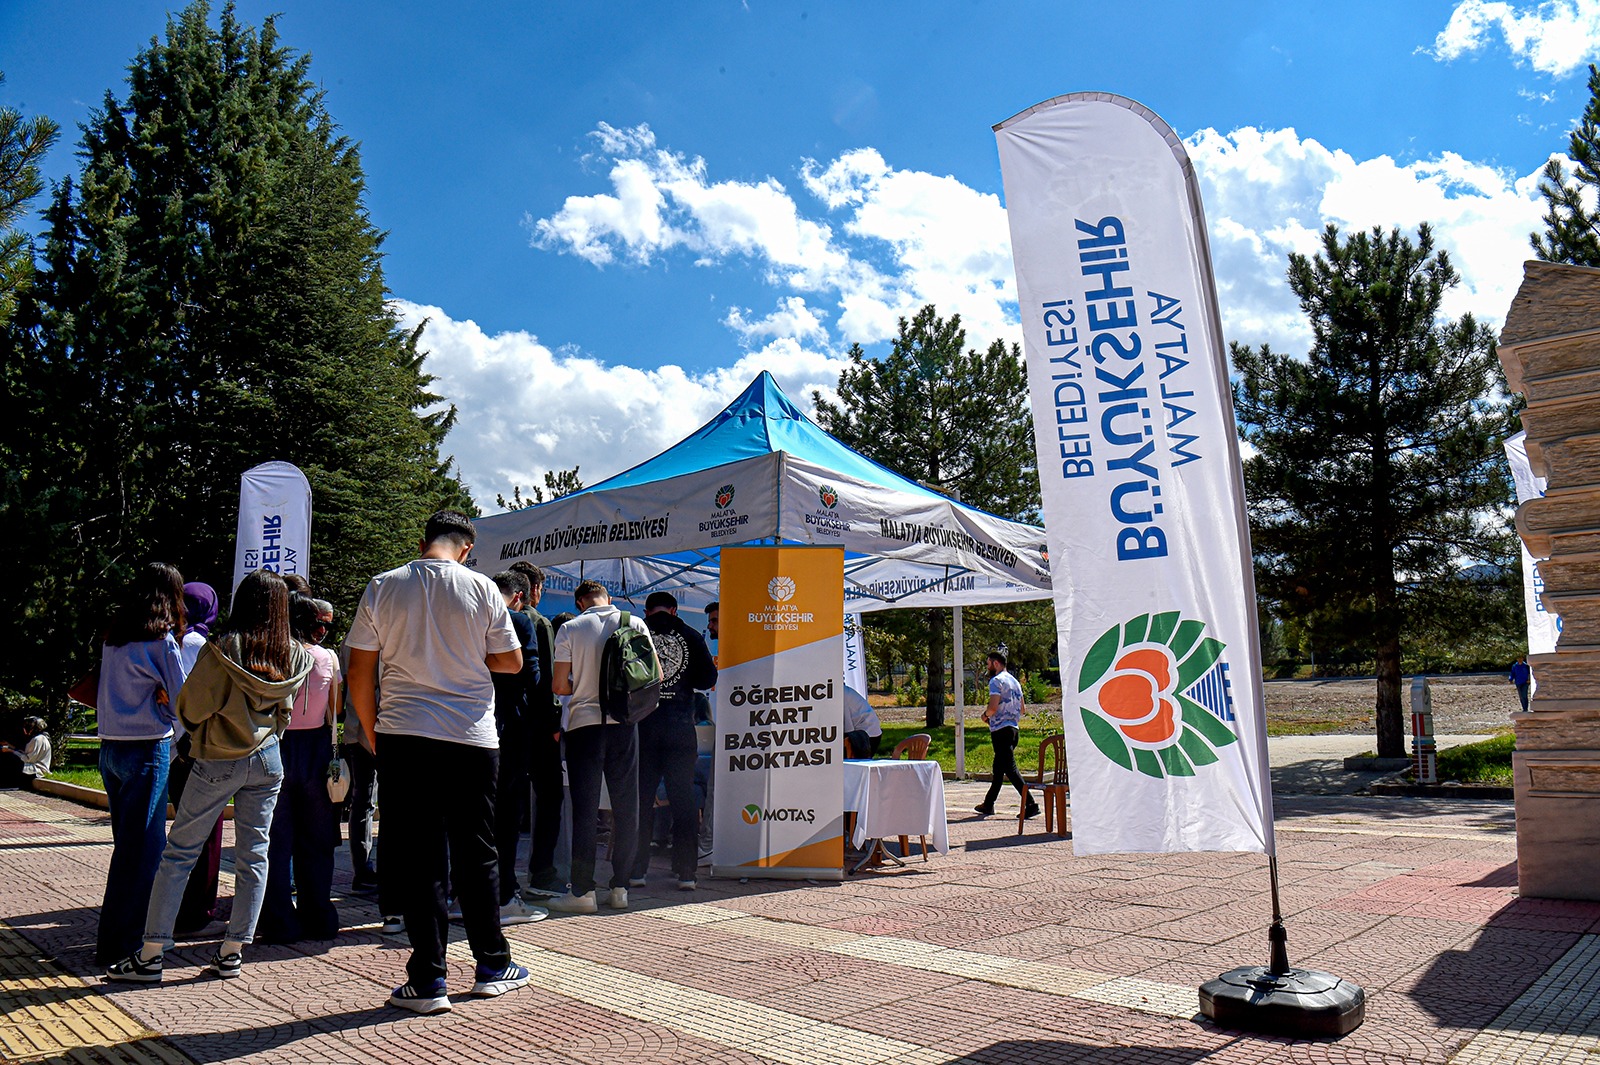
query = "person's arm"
xmin=328 ymin=652 xmax=344 ymax=728
xmin=486 ymin=648 xmax=523 ymax=674
xmin=347 ymin=647 xmax=380 ymax=750
xmin=552 ymin=660 xmax=573 ymax=696
xmin=982 ymin=692 xmax=1001 ymax=724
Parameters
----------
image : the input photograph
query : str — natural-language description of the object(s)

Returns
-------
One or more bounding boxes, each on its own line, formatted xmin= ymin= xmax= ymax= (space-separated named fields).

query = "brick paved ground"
xmin=1 ymin=778 xmax=1597 ymax=1064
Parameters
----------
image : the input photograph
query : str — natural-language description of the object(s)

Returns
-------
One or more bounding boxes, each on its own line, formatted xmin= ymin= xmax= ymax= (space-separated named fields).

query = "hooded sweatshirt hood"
xmin=177 ymin=635 xmax=314 ymax=760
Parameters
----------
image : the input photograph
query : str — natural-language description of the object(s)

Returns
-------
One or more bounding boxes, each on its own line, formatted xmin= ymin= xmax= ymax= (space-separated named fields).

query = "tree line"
xmin=5 ymin=3 xmax=1598 ymax=756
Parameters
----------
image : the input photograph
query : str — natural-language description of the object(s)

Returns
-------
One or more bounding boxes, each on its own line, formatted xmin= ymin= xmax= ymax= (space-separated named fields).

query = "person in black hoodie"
xmin=630 ymin=592 xmax=717 ymax=891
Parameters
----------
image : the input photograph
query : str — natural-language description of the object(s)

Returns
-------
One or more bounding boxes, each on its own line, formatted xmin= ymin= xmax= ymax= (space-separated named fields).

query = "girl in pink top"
xmin=257 ymin=594 xmax=343 ymax=942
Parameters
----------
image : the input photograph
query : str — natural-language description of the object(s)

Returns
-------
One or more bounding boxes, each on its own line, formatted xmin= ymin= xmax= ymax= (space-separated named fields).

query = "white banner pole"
xmin=996 ymin=92 xmax=1362 ymax=1035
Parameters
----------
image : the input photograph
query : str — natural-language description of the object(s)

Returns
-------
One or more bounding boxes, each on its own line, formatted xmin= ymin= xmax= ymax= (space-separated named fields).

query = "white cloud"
xmin=531 ymin=125 xmax=1018 ymax=347
xmin=1428 ymin=0 xmax=1600 ymax=76
xmin=437 ymin=122 xmax=1549 ymax=513
xmin=724 ymin=296 xmax=830 ymax=346
xmin=1187 ymin=126 xmax=1547 ymax=353
xmin=396 ymin=300 xmax=851 ymax=510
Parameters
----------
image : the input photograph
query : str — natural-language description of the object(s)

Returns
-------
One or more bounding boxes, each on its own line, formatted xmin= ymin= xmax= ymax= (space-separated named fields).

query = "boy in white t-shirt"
xmin=346 ymin=511 xmax=538 ymax=1015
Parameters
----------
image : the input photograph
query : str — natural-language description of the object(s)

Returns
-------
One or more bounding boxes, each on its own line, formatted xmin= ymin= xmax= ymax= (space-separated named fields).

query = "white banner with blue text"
xmin=1505 ymin=431 xmax=1561 ymax=656
xmin=996 ymin=94 xmax=1274 ymax=855
xmin=232 ymin=462 xmax=313 ymax=598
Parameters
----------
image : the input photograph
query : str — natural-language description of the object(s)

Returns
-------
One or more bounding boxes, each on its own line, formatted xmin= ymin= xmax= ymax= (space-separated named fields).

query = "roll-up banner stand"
xmin=1505 ymin=431 xmax=1562 ymax=656
xmin=711 ymin=546 xmax=845 ymax=880
xmin=843 ymin=612 xmax=869 ymax=695
xmin=232 ymin=461 xmax=313 ymax=598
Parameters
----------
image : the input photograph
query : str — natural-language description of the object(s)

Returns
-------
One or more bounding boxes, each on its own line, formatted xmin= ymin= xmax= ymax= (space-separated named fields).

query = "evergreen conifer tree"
xmin=1534 ymin=64 xmax=1600 ymax=266
xmin=814 ymin=305 xmax=1040 ymax=727
xmin=1233 ymin=225 xmax=1514 ymax=758
xmin=1 ymin=3 xmax=470 ymax=704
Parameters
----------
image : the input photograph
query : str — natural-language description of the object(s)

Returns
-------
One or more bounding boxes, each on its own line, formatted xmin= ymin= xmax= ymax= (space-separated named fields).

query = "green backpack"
xmin=599 ymin=611 xmax=661 ymax=724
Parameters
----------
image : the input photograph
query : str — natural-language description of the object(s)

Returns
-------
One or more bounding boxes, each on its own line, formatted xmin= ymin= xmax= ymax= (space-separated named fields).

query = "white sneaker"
xmin=628 ymin=876 xmax=648 ymax=888
xmin=676 ymin=879 xmax=697 ymax=891
xmin=545 ymin=890 xmax=598 ymax=915
xmin=380 ymin=915 xmax=405 ymax=936
xmin=500 ymin=896 xmax=549 ymax=925
xmin=605 ymin=887 xmax=629 ymax=911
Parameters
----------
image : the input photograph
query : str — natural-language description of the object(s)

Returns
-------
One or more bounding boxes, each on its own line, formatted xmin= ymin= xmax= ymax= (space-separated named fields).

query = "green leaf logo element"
xmin=1078 ymin=624 xmax=1121 ymax=691
xmin=1078 ymin=612 xmax=1238 ymax=780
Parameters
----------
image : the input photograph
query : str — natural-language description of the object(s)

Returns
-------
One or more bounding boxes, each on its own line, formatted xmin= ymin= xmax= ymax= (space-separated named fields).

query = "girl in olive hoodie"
xmin=107 ymin=570 xmax=313 ymax=983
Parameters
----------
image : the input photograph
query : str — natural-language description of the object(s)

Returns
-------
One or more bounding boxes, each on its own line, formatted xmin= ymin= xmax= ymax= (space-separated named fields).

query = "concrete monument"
xmin=1498 ymin=259 xmax=1600 ymax=902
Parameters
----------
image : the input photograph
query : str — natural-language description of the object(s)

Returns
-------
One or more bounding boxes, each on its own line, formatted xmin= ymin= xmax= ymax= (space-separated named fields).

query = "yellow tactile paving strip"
xmin=0 ymin=922 xmax=188 ymax=1064
xmin=0 ymin=790 xmax=115 ymax=845
xmin=444 ymin=935 xmax=947 ymax=1065
xmin=1450 ymin=934 xmax=1600 ymax=1064
xmin=653 ymin=902 xmax=1194 ymax=1014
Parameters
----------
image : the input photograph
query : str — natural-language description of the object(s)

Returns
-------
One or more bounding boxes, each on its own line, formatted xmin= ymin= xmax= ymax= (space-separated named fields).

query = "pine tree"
xmin=814 ymin=305 xmax=1040 ymax=727
xmin=0 ymin=70 xmax=59 ymax=327
xmin=1 ymin=3 xmax=470 ymax=702
xmin=1233 ymin=225 xmax=1514 ymax=758
xmin=1534 ymin=64 xmax=1600 ymax=265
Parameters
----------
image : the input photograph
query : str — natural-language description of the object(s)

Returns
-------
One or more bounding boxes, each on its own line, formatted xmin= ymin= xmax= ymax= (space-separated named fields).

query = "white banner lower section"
xmin=843 ymin=613 xmax=869 ymax=695
xmin=997 ymin=93 xmax=1274 ymax=856
xmin=1505 ymin=431 xmax=1561 ymax=656
xmin=232 ymin=462 xmax=312 ymax=597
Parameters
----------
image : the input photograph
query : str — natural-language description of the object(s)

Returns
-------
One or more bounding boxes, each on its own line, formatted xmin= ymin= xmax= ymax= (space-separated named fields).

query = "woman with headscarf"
xmin=169 ymin=582 xmax=225 ymax=934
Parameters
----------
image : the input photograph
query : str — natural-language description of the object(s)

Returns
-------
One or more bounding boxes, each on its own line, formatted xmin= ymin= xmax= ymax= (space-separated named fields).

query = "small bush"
xmin=896 ymin=678 xmax=926 ymax=708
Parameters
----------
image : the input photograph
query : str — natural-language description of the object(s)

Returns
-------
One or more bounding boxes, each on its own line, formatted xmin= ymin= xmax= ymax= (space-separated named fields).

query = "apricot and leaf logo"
xmin=741 ymin=803 xmax=762 ymax=825
xmin=1077 ymin=611 xmax=1238 ymax=780
xmin=715 ymin=484 xmax=736 ymax=509
xmin=818 ymin=484 xmax=839 ymax=509
xmin=767 ymin=576 xmax=796 ymax=602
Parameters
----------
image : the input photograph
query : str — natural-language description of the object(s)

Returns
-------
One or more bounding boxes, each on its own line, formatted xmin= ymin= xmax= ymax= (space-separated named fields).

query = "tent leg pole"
xmin=953 ymin=604 xmax=965 ymax=779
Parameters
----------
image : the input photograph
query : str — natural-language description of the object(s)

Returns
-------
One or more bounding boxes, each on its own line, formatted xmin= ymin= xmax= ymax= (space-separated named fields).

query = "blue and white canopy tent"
xmin=469 ymin=372 xmax=1053 ymax=615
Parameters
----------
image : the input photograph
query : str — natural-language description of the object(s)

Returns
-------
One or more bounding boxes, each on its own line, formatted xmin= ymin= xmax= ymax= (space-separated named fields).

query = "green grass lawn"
xmin=1434 ymin=731 xmax=1514 ymax=785
xmin=50 ymin=738 xmax=105 ymax=790
xmin=878 ymin=720 xmax=1060 ymax=779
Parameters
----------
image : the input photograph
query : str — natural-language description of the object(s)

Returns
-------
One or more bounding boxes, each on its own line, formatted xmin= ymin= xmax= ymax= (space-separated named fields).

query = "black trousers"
xmin=564 ymin=723 xmax=638 ymax=896
xmin=631 ymin=708 xmax=698 ymax=882
xmin=376 ymin=733 xmax=508 ymax=985
xmin=258 ymin=727 xmax=340 ymax=941
xmin=527 ymin=723 xmax=564 ymax=883
xmin=983 ymin=725 xmax=1029 ymax=806
xmin=494 ymin=717 xmax=529 ymax=903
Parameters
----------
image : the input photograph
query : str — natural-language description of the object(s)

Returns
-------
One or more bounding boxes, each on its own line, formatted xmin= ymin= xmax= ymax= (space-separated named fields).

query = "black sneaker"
xmin=1023 ymin=802 xmax=1042 ymax=819
xmin=106 ymin=952 xmax=162 ymax=983
xmin=523 ymin=874 xmax=567 ymax=899
xmin=389 ymin=978 xmax=451 ymax=1014
xmin=209 ymin=951 xmax=242 ymax=979
xmin=973 ymin=804 xmax=994 ymax=816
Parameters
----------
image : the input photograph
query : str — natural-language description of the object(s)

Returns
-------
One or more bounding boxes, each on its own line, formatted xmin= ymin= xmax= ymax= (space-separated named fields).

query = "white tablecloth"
xmin=842 ymin=759 xmax=949 ymax=855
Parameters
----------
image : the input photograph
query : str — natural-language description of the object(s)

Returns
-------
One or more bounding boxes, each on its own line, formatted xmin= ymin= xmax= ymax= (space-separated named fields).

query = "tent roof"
xmin=574 ymin=371 xmax=949 ymax=505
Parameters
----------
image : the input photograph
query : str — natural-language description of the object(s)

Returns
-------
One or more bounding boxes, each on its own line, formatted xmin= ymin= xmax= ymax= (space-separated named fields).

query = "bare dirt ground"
xmin=875 ymin=672 xmax=1521 ymax=736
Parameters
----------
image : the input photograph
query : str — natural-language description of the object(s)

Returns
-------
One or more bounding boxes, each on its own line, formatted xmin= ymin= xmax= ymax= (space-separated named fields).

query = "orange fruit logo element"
xmin=1077 ymin=612 xmax=1238 ymax=779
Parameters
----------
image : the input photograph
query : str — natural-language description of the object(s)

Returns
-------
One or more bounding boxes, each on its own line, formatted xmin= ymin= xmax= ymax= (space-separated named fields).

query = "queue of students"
xmin=93 ymin=511 xmax=721 ymax=1015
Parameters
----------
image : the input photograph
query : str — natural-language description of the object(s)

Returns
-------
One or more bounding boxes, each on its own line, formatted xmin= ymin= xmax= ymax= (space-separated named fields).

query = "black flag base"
xmin=1199 ymin=922 xmax=1366 ymax=1037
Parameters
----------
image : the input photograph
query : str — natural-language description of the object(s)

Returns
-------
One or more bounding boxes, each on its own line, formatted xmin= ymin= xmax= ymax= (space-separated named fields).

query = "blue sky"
xmin=3 ymin=0 xmax=1596 ymax=506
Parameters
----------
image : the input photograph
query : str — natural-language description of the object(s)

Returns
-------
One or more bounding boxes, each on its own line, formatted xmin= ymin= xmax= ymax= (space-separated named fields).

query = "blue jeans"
xmin=144 ymin=738 xmax=284 ymax=948
xmin=98 ymin=737 xmax=172 ymax=965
